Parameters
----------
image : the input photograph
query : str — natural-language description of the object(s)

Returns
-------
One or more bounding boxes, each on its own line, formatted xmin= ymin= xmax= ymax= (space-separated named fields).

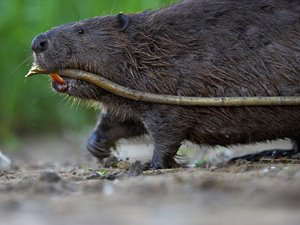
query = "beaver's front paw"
xmin=86 ymin=132 xmax=112 ymax=160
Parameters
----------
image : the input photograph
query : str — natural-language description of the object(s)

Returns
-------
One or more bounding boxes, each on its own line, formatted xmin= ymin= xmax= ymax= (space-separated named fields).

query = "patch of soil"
xmin=0 ymin=137 xmax=300 ymax=225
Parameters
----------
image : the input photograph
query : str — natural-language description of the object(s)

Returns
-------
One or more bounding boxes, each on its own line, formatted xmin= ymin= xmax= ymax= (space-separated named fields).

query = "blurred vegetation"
xmin=0 ymin=0 xmax=174 ymax=150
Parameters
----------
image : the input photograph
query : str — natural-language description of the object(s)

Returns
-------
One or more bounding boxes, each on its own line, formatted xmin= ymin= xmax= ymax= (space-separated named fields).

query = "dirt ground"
xmin=0 ymin=136 xmax=300 ymax=225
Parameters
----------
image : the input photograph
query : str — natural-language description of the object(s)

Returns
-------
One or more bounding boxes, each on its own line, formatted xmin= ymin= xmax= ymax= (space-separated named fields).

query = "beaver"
xmin=31 ymin=0 xmax=300 ymax=169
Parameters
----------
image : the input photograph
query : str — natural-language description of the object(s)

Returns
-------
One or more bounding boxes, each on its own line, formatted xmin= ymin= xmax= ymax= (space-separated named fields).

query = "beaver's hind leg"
xmin=143 ymin=112 xmax=186 ymax=169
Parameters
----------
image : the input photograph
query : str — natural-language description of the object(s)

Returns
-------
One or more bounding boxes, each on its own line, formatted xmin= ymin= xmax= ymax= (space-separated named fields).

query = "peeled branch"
xmin=25 ymin=64 xmax=46 ymax=77
xmin=25 ymin=64 xmax=300 ymax=106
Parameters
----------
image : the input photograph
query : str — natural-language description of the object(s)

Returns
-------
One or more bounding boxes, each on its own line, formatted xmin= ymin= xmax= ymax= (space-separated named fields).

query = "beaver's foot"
xmin=86 ymin=132 xmax=112 ymax=160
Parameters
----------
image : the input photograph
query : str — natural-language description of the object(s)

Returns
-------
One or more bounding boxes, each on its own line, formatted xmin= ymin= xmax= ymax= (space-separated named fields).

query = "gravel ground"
xmin=0 ymin=136 xmax=299 ymax=225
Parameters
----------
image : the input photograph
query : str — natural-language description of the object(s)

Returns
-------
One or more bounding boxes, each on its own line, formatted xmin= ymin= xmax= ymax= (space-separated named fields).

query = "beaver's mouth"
xmin=26 ymin=64 xmax=68 ymax=92
xmin=26 ymin=63 xmax=103 ymax=101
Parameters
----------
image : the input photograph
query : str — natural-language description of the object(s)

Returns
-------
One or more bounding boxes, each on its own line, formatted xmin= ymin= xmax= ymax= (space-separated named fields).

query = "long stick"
xmin=26 ymin=67 xmax=300 ymax=106
xmin=60 ymin=69 xmax=300 ymax=106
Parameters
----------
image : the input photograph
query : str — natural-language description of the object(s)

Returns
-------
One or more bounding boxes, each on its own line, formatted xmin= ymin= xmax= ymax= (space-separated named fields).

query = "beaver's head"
xmin=31 ymin=14 xmax=130 ymax=100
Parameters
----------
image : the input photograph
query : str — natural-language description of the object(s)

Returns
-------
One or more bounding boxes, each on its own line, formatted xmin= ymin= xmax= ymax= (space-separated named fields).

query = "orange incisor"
xmin=50 ymin=73 xmax=65 ymax=84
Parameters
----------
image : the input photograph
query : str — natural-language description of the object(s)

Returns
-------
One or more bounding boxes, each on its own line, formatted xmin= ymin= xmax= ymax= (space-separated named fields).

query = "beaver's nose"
xmin=31 ymin=34 xmax=48 ymax=52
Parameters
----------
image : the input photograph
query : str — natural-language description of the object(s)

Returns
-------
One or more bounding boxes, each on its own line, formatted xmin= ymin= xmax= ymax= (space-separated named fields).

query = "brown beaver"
xmin=31 ymin=0 xmax=300 ymax=169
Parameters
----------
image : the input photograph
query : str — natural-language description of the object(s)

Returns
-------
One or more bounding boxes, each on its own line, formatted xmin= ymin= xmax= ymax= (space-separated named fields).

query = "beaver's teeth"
xmin=50 ymin=73 xmax=66 ymax=84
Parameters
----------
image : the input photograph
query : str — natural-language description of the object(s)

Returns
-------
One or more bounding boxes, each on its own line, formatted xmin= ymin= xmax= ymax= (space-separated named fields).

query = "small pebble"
xmin=102 ymin=156 xmax=119 ymax=168
xmin=117 ymin=161 xmax=131 ymax=170
xmin=39 ymin=171 xmax=61 ymax=183
xmin=85 ymin=173 xmax=101 ymax=180
xmin=128 ymin=161 xmax=143 ymax=177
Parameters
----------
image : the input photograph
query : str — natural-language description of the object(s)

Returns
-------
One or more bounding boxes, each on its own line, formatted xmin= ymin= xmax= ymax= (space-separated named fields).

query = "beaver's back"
xmin=128 ymin=0 xmax=300 ymax=146
xmin=126 ymin=0 xmax=300 ymax=98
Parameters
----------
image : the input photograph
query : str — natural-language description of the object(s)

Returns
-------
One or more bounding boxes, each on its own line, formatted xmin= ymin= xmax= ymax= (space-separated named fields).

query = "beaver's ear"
xmin=117 ymin=13 xmax=129 ymax=31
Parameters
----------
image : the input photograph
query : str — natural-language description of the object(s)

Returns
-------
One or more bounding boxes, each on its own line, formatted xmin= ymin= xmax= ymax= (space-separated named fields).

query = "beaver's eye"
xmin=77 ymin=28 xmax=84 ymax=35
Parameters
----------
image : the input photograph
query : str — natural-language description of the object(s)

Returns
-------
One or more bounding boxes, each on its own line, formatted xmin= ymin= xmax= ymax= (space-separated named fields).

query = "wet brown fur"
xmin=32 ymin=0 xmax=300 ymax=168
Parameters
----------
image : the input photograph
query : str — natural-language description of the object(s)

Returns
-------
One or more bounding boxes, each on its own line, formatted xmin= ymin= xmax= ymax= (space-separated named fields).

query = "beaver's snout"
xmin=32 ymin=34 xmax=48 ymax=53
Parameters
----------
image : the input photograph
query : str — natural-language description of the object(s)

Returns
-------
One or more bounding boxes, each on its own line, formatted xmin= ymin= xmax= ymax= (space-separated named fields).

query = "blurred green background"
xmin=0 ymin=0 xmax=173 ymax=151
